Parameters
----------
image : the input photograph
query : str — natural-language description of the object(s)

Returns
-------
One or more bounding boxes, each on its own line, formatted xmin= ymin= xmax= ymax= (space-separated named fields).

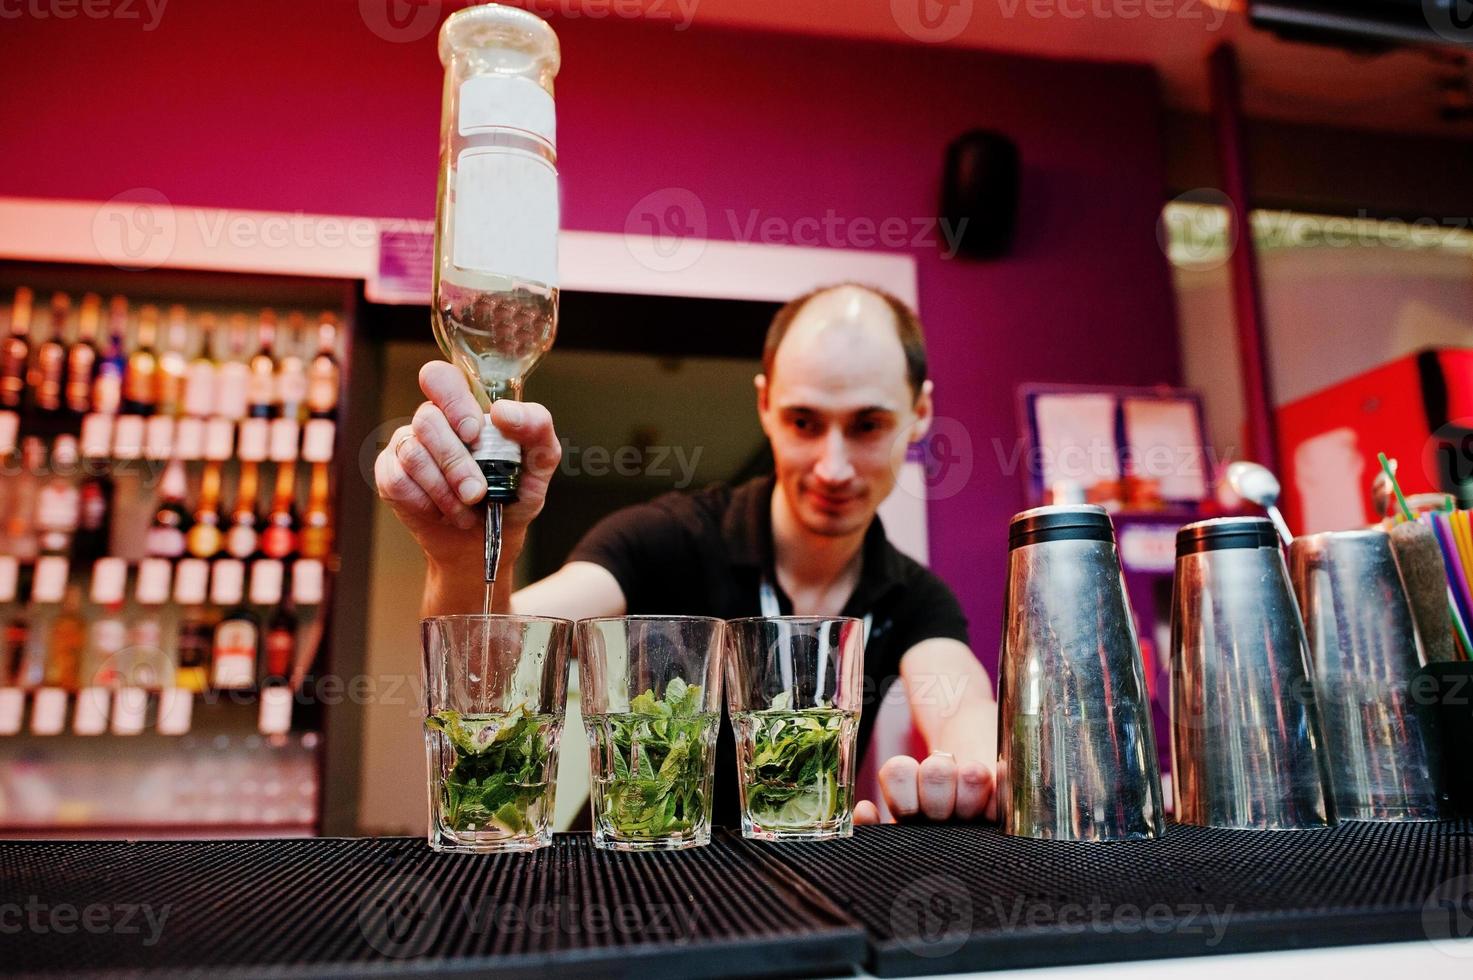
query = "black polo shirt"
xmin=567 ymin=474 xmax=971 ymax=826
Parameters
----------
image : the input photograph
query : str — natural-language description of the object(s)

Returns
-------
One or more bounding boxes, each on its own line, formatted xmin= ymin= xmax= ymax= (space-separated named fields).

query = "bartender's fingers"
xmin=391 ymin=425 xmax=478 ymax=529
xmin=917 ymin=753 xmax=958 ymax=821
xmin=953 ymin=761 xmax=994 ymax=821
xmin=419 ymin=360 xmax=485 ymax=444
xmin=489 ymin=400 xmax=561 ymax=518
xmin=412 ymin=401 xmax=486 ymax=506
xmin=374 ymin=432 xmax=437 ymax=520
xmin=854 ymin=800 xmax=881 ymax=825
xmin=878 ymin=755 xmax=921 ymax=820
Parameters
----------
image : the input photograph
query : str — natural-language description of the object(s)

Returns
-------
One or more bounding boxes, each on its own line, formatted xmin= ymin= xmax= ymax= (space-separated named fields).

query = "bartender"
xmin=375 ymin=283 xmax=998 ymax=825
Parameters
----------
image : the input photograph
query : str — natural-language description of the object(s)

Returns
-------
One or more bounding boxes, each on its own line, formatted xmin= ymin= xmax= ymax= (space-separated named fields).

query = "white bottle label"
xmin=210 ymin=559 xmax=246 ymax=606
xmin=0 ymin=688 xmax=23 ymax=735
xmin=80 ymin=413 xmax=114 ymax=459
xmin=301 ymin=419 xmax=335 ymax=462
xmin=174 ymin=416 xmax=205 ymax=459
xmin=30 ymin=688 xmax=68 ymax=735
xmin=249 ymin=559 xmax=285 ymax=606
xmin=156 ymin=688 xmax=194 ymax=735
xmin=213 ymin=620 xmax=258 ymax=690
xmin=451 ymin=147 xmax=559 ymax=286
xmin=217 ymin=363 xmax=249 ymax=420
xmin=0 ymin=411 xmax=17 ymax=456
xmin=112 ymin=414 xmax=145 ymax=459
xmin=73 ymin=687 xmax=111 ymax=736
xmin=204 ymin=417 xmax=236 ymax=461
xmin=269 ymin=418 xmax=300 ymax=461
xmin=184 ymin=361 xmax=217 ymax=417
xmin=238 ymin=418 xmax=269 ymax=461
xmin=111 ymin=687 xmax=148 ymax=736
xmin=174 ymin=558 xmax=210 ymax=605
xmin=136 ymin=558 xmax=173 ymax=605
xmin=258 ymin=686 xmax=294 ymax=735
xmin=32 ymin=556 xmax=69 ymax=603
xmin=291 ymin=559 xmax=325 ymax=605
xmin=144 ymin=414 xmax=176 ymax=460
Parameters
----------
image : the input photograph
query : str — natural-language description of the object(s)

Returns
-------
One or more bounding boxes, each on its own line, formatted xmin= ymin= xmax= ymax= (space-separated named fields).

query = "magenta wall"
xmin=0 ymin=3 xmax=1181 ymax=671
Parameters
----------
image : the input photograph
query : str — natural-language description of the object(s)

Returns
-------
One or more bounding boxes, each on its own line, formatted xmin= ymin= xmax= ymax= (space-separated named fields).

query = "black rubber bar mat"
xmin=735 ymin=820 xmax=1473 ymax=976
xmin=0 ymin=835 xmax=865 ymax=980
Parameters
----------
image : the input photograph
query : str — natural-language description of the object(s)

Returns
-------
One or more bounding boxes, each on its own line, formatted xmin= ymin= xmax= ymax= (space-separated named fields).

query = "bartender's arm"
xmin=374 ymin=361 xmax=623 ymax=621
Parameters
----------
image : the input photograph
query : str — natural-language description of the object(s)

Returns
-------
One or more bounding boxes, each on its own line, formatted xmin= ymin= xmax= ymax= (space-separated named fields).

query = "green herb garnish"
xmin=426 ymin=706 xmax=554 ymax=837
xmin=590 ymin=677 xmax=714 ymax=840
xmin=738 ymin=692 xmax=852 ymax=830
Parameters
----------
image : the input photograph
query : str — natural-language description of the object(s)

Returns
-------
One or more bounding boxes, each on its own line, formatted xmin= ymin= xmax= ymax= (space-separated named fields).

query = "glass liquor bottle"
xmin=27 ymin=292 xmax=68 ymax=418
xmin=0 ymin=287 xmax=34 ymax=413
xmin=186 ymin=461 xmax=224 ymax=560
xmin=247 ymin=310 xmax=279 ymax=419
xmin=5 ymin=437 xmax=45 ymax=562
xmin=215 ymin=314 xmax=251 ymax=421
xmin=183 ymin=312 xmax=218 ymax=419
xmin=66 ymin=293 xmax=102 ymax=418
xmin=212 ymin=567 xmax=259 ymax=692
xmin=72 ymin=466 xmax=114 ymax=567
xmin=35 ymin=434 xmax=81 ymax=556
xmin=305 ymin=314 xmax=340 ymax=420
xmin=145 ymin=459 xmax=191 ymax=559
xmin=92 ymin=296 xmax=128 ymax=415
xmin=123 ymin=304 xmax=160 ymax=415
xmin=226 ymin=460 xmax=261 ymax=560
xmin=260 ymin=463 xmax=298 ymax=561
xmin=157 ymin=305 xmax=190 ymax=417
xmin=43 ymin=584 xmax=86 ymax=692
xmin=262 ymin=596 xmax=297 ymax=689
xmin=299 ymin=462 xmax=332 ymax=560
xmin=276 ymin=313 xmax=309 ymax=423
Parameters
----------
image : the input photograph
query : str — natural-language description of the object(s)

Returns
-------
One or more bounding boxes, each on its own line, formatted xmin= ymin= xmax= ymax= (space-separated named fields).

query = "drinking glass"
xmin=422 ymin=614 xmax=572 ymax=853
xmin=725 ymin=616 xmax=864 ymax=841
xmin=577 ymin=616 xmax=723 ymax=851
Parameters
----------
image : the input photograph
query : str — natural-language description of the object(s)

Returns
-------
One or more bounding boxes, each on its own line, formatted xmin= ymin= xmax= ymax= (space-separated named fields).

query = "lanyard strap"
xmin=759 ymin=576 xmax=874 ymax=644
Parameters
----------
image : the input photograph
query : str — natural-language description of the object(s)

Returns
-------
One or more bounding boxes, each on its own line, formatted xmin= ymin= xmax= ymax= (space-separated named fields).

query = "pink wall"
xmin=0 ymin=2 xmax=1181 ymax=670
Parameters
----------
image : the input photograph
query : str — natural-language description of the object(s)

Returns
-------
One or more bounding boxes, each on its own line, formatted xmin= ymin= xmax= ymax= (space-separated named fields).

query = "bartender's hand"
xmin=853 ymin=753 xmax=997 ymax=824
xmin=374 ymin=361 xmax=561 ymax=570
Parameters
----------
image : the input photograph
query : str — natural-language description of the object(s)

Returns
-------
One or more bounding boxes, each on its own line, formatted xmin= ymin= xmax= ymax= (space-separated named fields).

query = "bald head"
xmin=762 ymin=284 xmax=928 ymax=402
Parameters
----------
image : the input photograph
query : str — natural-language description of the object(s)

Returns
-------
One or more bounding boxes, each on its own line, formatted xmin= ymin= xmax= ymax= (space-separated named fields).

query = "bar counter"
xmin=4 ymin=820 xmax=1471 ymax=978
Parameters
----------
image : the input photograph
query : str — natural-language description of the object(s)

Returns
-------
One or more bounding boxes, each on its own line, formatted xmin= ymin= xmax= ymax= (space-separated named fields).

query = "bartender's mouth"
xmin=808 ymin=488 xmax=861 ymax=511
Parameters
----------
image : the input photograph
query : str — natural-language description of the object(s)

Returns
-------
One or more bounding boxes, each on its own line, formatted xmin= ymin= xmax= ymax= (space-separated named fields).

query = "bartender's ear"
xmin=910 ymin=380 xmax=935 ymax=443
xmin=754 ymin=374 xmax=772 ymax=423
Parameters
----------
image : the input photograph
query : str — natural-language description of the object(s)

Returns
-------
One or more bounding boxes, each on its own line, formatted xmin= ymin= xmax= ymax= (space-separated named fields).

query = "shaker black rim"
xmin=1176 ymin=517 xmax=1278 ymax=557
xmin=1008 ymin=505 xmax=1114 ymax=550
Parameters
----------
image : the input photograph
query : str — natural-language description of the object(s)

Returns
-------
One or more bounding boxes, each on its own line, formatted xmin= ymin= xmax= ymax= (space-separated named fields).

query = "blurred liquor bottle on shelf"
xmin=186 ymin=461 xmax=224 ymax=560
xmin=211 ymin=560 xmax=258 ymax=691
xmin=43 ymin=584 xmax=85 ymax=692
xmin=93 ymin=297 xmax=127 ymax=415
xmin=300 ymin=463 xmax=332 ymax=560
xmin=183 ymin=312 xmax=218 ymax=419
xmin=226 ymin=460 xmax=261 ymax=560
xmin=2 ymin=576 xmax=28 ymax=686
xmin=27 ymin=292 xmax=68 ymax=418
xmin=66 ymin=293 xmax=102 ymax=418
xmin=1 ymin=287 xmax=34 ymax=412
xmin=5 ymin=437 xmax=45 ymax=561
xmin=72 ymin=464 xmax=114 ymax=567
xmin=173 ymin=558 xmax=212 ymax=694
xmin=35 ymin=434 xmax=80 ymax=555
xmin=157 ymin=305 xmax=190 ymax=418
xmin=263 ymin=596 xmax=297 ymax=688
xmin=260 ymin=463 xmax=298 ymax=560
xmin=86 ymin=558 xmax=128 ymax=689
xmin=146 ymin=459 xmax=190 ymax=560
xmin=277 ymin=313 xmax=308 ymax=423
xmin=216 ymin=314 xmax=251 ymax=421
xmin=247 ymin=310 xmax=279 ymax=420
xmin=122 ymin=304 xmax=159 ymax=416
xmin=306 ymin=313 xmax=339 ymax=419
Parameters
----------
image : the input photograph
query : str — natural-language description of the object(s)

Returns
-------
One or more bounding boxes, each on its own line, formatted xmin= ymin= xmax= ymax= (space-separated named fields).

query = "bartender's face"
xmin=756 ymin=287 xmax=934 ymax=538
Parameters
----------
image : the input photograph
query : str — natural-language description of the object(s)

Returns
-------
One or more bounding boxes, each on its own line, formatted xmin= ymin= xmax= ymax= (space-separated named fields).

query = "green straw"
xmin=1379 ymin=452 xmax=1414 ymax=523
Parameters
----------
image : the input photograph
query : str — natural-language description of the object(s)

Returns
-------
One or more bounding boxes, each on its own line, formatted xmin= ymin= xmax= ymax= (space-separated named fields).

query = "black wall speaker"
xmin=940 ymin=130 xmax=1020 ymax=260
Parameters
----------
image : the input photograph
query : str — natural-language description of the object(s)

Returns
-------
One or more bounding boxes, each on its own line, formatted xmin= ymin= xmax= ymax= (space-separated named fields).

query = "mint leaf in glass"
xmin=426 ymin=706 xmax=556 ymax=837
xmin=738 ymin=705 xmax=854 ymax=831
xmin=590 ymin=683 xmax=714 ymax=842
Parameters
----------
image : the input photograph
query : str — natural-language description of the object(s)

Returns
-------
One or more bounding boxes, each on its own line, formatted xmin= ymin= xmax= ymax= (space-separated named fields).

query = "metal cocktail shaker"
xmin=1171 ymin=517 xmax=1334 ymax=830
xmin=1289 ymin=529 xmax=1444 ymax=821
xmin=997 ymin=505 xmax=1165 ymax=841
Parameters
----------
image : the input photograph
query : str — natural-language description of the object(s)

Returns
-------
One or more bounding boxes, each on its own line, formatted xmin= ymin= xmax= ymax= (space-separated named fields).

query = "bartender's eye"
xmin=786 ymin=412 xmax=822 ymax=436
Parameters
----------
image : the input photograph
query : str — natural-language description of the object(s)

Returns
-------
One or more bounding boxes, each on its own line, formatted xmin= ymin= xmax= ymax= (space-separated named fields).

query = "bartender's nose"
xmin=813 ymin=429 xmax=856 ymax=484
